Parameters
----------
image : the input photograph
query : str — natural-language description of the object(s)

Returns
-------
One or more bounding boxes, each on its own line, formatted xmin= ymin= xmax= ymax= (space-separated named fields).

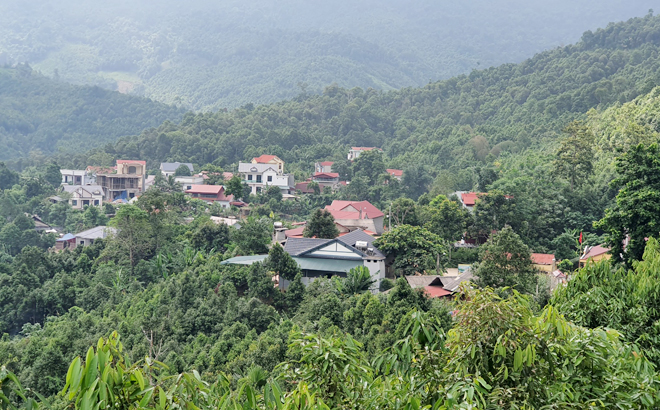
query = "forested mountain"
xmin=0 ymin=66 xmax=183 ymax=161
xmin=58 ymin=13 xmax=660 ymax=174
xmin=0 ymin=0 xmax=653 ymax=110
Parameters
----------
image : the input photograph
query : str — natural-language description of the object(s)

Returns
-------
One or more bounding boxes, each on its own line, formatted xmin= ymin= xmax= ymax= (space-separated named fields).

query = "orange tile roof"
xmin=185 ymin=185 xmax=223 ymax=194
xmin=313 ymin=172 xmax=339 ymax=178
xmin=460 ymin=192 xmax=486 ymax=206
xmin=252 ymin=155 xmax=279 ymax=163
xmin=424 ymin=286 xmax=453 ymax=298
xmin=386 ymin=169 xmax=403 ymax=177
xmin=531 ymin=253 xmax=555 ymax=265
xmin=319 ymin=161 xmax=334 ymax=166
xmin=325 ymin=200 xmax=384 ymax=219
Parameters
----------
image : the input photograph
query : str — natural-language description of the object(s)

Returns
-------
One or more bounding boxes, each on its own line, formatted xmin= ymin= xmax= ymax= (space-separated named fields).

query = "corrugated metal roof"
xmin=220 ymin=255 xmax=361 ymax=273
xmin=284 ymin=238 xmax=332 ymax=256
xmin=75 ymin=226 xmax=117 ymax=240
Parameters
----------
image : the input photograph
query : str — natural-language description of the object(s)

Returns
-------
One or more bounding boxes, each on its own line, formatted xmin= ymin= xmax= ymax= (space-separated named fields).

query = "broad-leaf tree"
xmin=475 ymin=225 xmax=538 ymax=294
xmin=595 ymin=143 xmax=660 ymax=265
xmin=304 ymin=209 xmax=339 ymax=239
xmin=374 ymin=225 xmax=448 ymax=275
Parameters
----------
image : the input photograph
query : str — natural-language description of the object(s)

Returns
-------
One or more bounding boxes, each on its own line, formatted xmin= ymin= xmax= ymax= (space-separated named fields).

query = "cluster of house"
xmin=50 ymin=152 xmax=613 ymax=295
xmin=57 ymin=159 xmax=149 ymax=209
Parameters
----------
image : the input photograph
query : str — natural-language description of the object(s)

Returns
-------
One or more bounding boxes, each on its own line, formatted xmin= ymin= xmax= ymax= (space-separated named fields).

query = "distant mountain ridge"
xmin=0 ymin=0 xmax=653 ymax=110
xmin=0 ymin=66 xmax=183 ymax=161
xmin=53 ymin=12 xmax=660 ymax=175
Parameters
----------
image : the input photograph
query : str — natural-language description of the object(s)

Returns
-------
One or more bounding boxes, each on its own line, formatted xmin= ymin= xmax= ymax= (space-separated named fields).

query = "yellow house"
xmin=579 ymin=245 xmax=611 ymax=268
xmin=531 ymin=253 xmax=556 ymax=273
xmin=252 ymin=155 xmax=284 ymax=173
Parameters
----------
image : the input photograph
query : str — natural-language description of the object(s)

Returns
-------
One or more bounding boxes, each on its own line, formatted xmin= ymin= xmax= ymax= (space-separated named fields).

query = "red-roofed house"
xmin=455 ymin=192 xmax=485 ymax=211
xmin=185 ymin=185 xmax=234 ymax=208
xmin=348 ymin=147 xmax=382 ymax=161
xmin=252 ymin=155 xmax=284 ymax=172
xmin=386 ymin=169 xmax=403 ymax=181
xmin=579 ymin=245 xmax=611 ymax=268
xmin=531 ymin=253 xmax=556 ymax=273
xmin=325 ymin=200 xmax=385 ymax=235
xmin=315 ymin=161 xmax=334 ymax=173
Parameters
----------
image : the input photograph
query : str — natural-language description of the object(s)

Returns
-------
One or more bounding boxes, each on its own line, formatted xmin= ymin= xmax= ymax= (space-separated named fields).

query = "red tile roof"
xmin=295 ymin=182 xmax=314 ymax=193
xmin=252 ymin=155 xmax=279 ymax=163
xmin=424 ymin=286 xmax=453 ymax=298
xmin=285 ymin=226 xmax=305 ymax=238
xmin=460 ymin=192 xmax=486 ymax=206
xmin=223 ymin=172 xmax=234 ymax=180
xmin=313 ymin=172 xmax=339 ymax=179
xmin=319 ymin=161 xmax=334 ymax=166
xmin=185 ymin=185 xmax=223 ymax=194
xmin=386 ymin=169 xmax=403 ymax=177
xmin=116 ymin=160 xmax=146 ymax=166
xmin=325 ymin=200 xmax=384 ymax=219
xmin=531 ymin=253 xmax=555 ymax=265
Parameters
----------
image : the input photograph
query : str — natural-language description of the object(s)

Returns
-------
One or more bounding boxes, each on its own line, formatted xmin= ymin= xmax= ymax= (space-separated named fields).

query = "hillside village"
xmin=45 ymin=147 xmax=608 ymax=298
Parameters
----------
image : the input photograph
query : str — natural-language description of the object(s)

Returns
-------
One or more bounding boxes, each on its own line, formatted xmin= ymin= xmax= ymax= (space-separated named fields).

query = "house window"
xmin=72 ymin=200 xmax=78 ymax=206
xmin=80 ymin=240 xmax=85 ymax=246
xmin=248 ymin=175 xmax=253 ymax=181
xmin=267 ymin=176 xmax=273 ymax=182
xmin=94 ymin=200 xmax=99 ymax=206
xmin=256 ymin=175 xmax=262 ymax=183
xmin=128 ymin=166 xmax=137 ymax=174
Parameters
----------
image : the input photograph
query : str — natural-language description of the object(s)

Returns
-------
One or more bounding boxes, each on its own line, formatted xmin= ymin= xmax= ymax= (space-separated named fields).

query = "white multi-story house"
xmin=238 ymin=155 xmax=294 ymax=195
xmin=61 ymin=169 xmax=95 ymax=185
xmin=61 ymin=185 xmax=105 ymax=209
xmin=347 ymin=147 xmax=382 ymax=161
xmin=160 ymin=162 xmax=194 ymax=178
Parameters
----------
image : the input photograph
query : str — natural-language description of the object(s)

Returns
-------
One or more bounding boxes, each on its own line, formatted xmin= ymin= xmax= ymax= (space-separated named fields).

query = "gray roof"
xmin=62 ymin=185 xmax=105 ymax=196
xmin=337 ymin=229 xmax=385 ymax=257
xmin=442 ymin=270 xmax=476 ymax=292
xmin=238 ymin=162 xmax=279 ymax=173
xmin=75 ymin=226 xmax=117 ymax=240
xmin=284 ymin=238 xmax=332 ymax=256
xmin=161 ymin=162 xmax=194 ymax=173
xmin=405 ymin=275 xmax=447 ymax=288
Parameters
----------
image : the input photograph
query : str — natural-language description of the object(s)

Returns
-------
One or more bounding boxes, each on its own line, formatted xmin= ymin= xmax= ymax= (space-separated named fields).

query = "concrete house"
xmin=386 ymin=169 xmax=403 ymax=181
xmin=185 ymin=185 xmax=234 ymax=208
xmin=160 ymin=162 xmax=194 ymax=178
xmin=61 ymin=185 xmax=105 ymax=209
xmin=238 ymin=157 xmax=294 ymax=195
xmin=311 ymin=172 xmax=340 ymax=191
xmin=75 ymin=226 xmax=116 ymax=248
xmin=176 ymin=175 xmax=206 ymax=191
xmin=347 ymin=147 xmax=382 ymax=161
xmin=96 ymin=160 xmax=146 ymax=201
xmin=61 ymin=169 xmax=95 ymax=185
xmin=324 ymin=200 xmax=385 ymax=235
xmin=531 ymin=253 xmax=557 ymax=273
xmin=579 ymin=245 xmax=611 ymax=268
xmin=315 ymin=161 xmax=334 ymax=173
xmin=221 ymin=229 xmax=387 ymax=292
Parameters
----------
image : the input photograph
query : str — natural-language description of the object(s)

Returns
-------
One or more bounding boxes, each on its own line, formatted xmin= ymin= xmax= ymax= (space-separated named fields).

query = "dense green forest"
xmin=0 ymin=0 xmax=653 ymax=109
xmin=30 ymin=13 xmax=658 ymax=253
xmin=0 ymin=66 xmax=183 ymax=161
xmin=6 ymin=9 xmax=660 ymax=410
